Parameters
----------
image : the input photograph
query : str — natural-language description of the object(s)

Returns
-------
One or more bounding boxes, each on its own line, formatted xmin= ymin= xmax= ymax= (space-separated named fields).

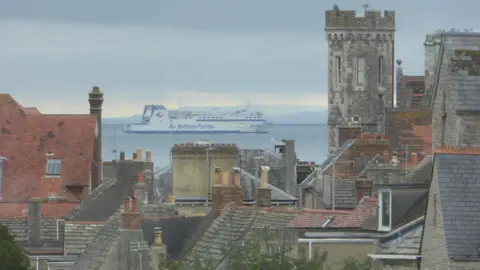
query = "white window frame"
xmin=378 ymin=56 xmax=384 ymax=85
xmin=378 ymin=188 xmax=392 ymax=232
xmin=46 ymin=159 xmax=62 ymax=177
xmin=356 ymin=57 xmax=365 ymax=85
xmin=335 ymin=56 xmax=342 ymax=84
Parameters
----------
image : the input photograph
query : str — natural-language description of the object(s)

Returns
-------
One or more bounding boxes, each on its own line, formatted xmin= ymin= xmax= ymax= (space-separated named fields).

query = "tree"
xmin=343 ymin=257 xmax=373 ymax=270
xmin=0 ymin=223 xmax=31 ymax=270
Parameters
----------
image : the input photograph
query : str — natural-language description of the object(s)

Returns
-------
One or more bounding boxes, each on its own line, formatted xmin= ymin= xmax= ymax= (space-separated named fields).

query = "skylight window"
xmin=46 ymin=159 xmax=62 ymax=176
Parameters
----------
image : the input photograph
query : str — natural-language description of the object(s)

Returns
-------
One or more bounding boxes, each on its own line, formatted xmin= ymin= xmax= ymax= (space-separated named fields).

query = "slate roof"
xmin=185 ymin=204 xmax=297 ymax=268
xmin=434 ymin=153 xmax=480 ymax=260
xmin=72 ymin=210 xmax=122 ymax=270
xmin=0 ymin=94 xmax=96 ymax=217
xmin=404 ymin=155 xmax=434 ymax=183
xmin=288 ymin=197 xmax=376 ymax=228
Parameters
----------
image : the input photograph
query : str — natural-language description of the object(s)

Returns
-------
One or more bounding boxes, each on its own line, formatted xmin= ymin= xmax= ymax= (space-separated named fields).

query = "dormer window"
xmin=46 ymin=159 xmax=62 ymax=177
xmin=378 ymin=188 xmax=392 ymax=231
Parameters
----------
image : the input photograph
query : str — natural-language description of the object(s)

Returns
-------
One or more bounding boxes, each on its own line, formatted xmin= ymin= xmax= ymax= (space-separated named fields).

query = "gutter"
xmin=368 ymin=254 xmax=420 ymax=260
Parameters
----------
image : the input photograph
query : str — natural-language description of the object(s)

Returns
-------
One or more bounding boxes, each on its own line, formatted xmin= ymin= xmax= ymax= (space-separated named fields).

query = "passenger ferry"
xmin=124 ymin=104 xmax=267 ymax=134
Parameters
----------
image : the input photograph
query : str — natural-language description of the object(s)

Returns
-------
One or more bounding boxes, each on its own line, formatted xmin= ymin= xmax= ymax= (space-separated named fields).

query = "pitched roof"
xmin=404 ymin=155 xmax=434 ymax=183
xmin=288 ymin=197 xmax=376 ymax=228
xmin=0 ymin=94 xmax=96 ymax=211
xmin=185 ymin=204 xmax=297 ymax=268
xmin=240 ymin=169 xmax=297 ymax=201
xmin=434 ymin=153 xmax=480 ymax=260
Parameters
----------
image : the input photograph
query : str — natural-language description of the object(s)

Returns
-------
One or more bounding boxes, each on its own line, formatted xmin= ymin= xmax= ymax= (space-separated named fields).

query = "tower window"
xmin=356 ymin=57 xmax=365 ymax=84
xmin=378 ymin=56 xmax=384 ymax=85
xmin=336 ymin=56 xmax=342 ymax=83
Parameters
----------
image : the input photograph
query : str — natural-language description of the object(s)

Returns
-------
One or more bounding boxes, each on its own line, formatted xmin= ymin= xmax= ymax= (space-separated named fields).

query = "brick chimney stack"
xmin=89 ymin=86 xmax=104 ymax=190
xmin=120 ymin=151 xmax=125 ymax=161
xmin=121 ymin=197 xmax=141 ymax=230
xmin=27 ymin=197 xmax=41 ymax=245
xmin=212 ymin=169 xmax=243 ymax=218
xmin=257 ymin=166 xmax=271 ymax=206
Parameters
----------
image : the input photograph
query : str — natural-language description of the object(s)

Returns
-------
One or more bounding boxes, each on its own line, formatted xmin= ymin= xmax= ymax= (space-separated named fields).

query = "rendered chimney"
xmin=136 ymin=149 xmax=143 ymax=161
xmin=120 ymin=151 xmax=125 ymax=161
xmin=411 ymin=152 xmax=418 ymax=167
xmin=257 ymin=166 xmax=271 ymax=206
xmin=27 ymin=197 xmax=41 ymax=245
xmin=260 ymin=166 xmax=270 ymax=189
xmin=88 ymin=86 xmax=104 ymax=190
xmin=383 ymin=151 xmax=390 ymax=164
xmin=150 ymin=227 xmax=167 ymax=268
xmin=145 ymin=150 xmax=152 ymax=162
xmin=214 ymin=167 xmax=222 ymax=184
xmin=232 ymin=167 xmax=241 ymax=186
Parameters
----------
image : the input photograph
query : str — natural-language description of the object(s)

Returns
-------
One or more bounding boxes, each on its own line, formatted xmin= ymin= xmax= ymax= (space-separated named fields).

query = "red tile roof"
xmin=0 ymin=94 xmax=96 ymax=217
xmin=288 ymin=197 xmax=377 ymax=228
xmin=411 ymin=125 xmax=432 ymax=144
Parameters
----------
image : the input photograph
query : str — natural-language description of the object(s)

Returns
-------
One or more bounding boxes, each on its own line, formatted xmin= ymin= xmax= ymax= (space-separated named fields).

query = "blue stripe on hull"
xmin=195 ymin=119 xmax=266 ymax=122
xmin=124 ymin=130 xmax=269 ymax=134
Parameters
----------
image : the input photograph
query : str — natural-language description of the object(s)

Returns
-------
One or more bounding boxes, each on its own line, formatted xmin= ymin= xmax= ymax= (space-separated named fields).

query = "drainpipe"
xmin=36 ymin=257 xmax=39 ymax=270
xmin=56 ymin=219 xmax=63 ymax=240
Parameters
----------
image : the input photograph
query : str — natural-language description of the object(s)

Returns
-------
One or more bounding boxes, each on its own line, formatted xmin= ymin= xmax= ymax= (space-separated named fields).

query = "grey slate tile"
xmin=435 ymin=153 xmax=480 ymax=260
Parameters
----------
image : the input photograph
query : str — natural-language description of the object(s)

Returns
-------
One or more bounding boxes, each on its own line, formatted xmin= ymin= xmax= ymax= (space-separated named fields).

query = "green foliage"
xmin=0 ymin=223 xmax=31 ymax=270
xmin=342 ymin=256 xmax=372 ymax=270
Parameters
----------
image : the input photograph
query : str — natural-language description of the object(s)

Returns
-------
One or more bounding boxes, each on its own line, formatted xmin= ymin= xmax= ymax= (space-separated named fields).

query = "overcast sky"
xmin=1 ymin=0 xmax=479 ymax=117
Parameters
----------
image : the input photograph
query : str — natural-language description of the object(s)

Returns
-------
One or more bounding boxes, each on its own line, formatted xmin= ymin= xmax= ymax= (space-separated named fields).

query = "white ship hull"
xmin=124 ymin=105 xmax=268 ymax=134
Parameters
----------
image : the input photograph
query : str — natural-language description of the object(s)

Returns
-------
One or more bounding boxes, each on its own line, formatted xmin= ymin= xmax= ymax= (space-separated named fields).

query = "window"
xmin=335 ymin=56 xmax=342 ymax=83
xmin=46 ymin=159 xmax=62 ymax=176
xmin=378 ymin=188 xmax=392 ymax=231
xmin=356 ymin=57 xmax=365 ymax=84
xmin=378 ymin=56 xmax=384 ymax=85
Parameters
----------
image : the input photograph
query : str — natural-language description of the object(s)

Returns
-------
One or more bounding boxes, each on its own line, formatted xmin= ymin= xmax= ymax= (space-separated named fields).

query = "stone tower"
xmin=325 ymin=6 xmax=395 ymax=152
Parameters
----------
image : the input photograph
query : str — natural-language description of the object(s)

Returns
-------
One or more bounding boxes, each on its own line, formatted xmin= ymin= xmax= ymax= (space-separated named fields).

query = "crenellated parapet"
xmin=325 ymin=8 xmax=395 ymax=30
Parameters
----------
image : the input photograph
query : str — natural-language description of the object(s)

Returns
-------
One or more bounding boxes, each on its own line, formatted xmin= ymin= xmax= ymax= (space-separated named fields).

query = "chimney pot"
xmin=260 ymin=166 xmax=270 ymax=189
xmin=383 ymin=151 xmax=390 ymax=164
xmin=232 ymin=167 xmax=241 ymax=186
xmin=132 ymin=152 xmax=137 ymax=161
xmin=136 ymin=149 xmax=143 ymax=161
xmin=214 ymin=167 xmax=222 ymax=185
xmin=123 ymin=197 xmax=131 ymax=212
xmin=131 ymin=198 xmax=139 ymax=213
xmin=168 ymin=195 xmax=176 ymax=205
xmin=411 ymin=152 xmax=418 ymax=167
xmin=154 ymin=227 xmax=164 ymax=246
xmin=120 ymin=151 xmax=125 ymax=161
xmin=145 ymin=150 xmax=152 ymax=162
xmin=221 ymin=171 xmax=230 ymax=185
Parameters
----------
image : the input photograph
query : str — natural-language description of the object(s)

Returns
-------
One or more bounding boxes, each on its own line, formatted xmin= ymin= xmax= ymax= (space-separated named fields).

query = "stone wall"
xmin=64 ymin=222 xmax=103 ymax=255
xmin=325 ymin=7 xmax=395 ymax=151
xmin=172 ymin=144 xmax=238 ymax=198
